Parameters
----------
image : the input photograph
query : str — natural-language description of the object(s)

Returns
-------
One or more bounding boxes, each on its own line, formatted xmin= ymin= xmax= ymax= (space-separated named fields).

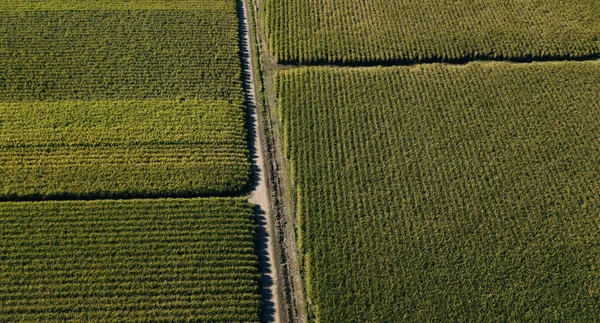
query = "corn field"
xmin=1 ymin=0 xmax=233 ymax=11
xmin=0 ymin=1 xmax=262 ymax=321
xmin=0 ymin=9 xmax=242 ymax=101
xmin=0 ymin=198 xmax=260 ymax=322
xmin=0 ymin=0 xmax=250 ymax=199
xmin=0 ymin=100 xmax=249 ymax=200
xmin=276 ymin=61 xmax=600 ymax=322
xmin=266 ymin=0 xmax=600 ymax=64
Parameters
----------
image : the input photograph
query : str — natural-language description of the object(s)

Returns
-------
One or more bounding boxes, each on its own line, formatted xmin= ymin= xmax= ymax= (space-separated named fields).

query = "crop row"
xmin=276 ymin=61 xmax=600 ymax=322
xmin=0 ymin=198 xmax=260 ymax=322
xmin=0 ymin=99 xmax=249 ymax=200
xmin=0 ymin=0 xmax=234 ymax=11
xmin=266 ymin=0 xmax=600 ymax=65
xmin=0 ymin=10 xmax=242 ymax=101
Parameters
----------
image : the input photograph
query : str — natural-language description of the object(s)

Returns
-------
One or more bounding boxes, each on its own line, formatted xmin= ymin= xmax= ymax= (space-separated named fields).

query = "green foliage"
xmin=266 ymin=0 xmax=600 ymax=64
xmin=0 ymin=100 xmax=250 ymax=200
xmin=276 ymin=61 xmax=600 ymax=322
xmin=0 ymin=9 xmax=242 ymax=101
xmin=0 ymin=198 xmax=260 ymax=322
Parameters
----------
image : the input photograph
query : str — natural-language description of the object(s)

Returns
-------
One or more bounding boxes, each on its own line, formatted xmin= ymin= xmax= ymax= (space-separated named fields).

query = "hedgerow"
xmin=0 ymin=198 xmax=260 ymax=322
xmin=266 ymin=0 xmax=600 ymax=65
xmin=276 ymin=61 xmax=600 ymax=322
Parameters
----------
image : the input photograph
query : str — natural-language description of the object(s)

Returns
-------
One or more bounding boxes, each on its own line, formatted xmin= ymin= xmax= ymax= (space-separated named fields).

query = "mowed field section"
xmin=0 ymin=0 xmax=250 ymax=199
xmin=266 ymin=0 xmax=600 ymax=64
xmin=0 ymin=198 xmax=260 ymax=322
xmin=276 ymin=61 xmax=600 ymax=321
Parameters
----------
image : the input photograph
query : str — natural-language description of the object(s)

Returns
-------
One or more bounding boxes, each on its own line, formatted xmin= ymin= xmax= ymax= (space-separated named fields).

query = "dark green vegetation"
xmin=266 ymin=0 xmax=600 ymax=64
xmin=0 ymin=9 xmax=241 ymax=101
xmin=0 ymin=198 xmax=260 ymax=322
xmin=0 ymin=100 xmax=249 ymax=200
xmin=276 ymin=61 xmax=600 ymax=321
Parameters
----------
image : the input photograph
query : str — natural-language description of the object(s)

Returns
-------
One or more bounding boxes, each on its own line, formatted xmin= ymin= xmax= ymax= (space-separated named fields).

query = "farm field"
xmin=0 ymin=1 xmax=266 ymax=321
xmin=0 ymin=9 xmax=241 ymax=101
xmin=0 ymin=100 xmax=249 ymax=200
xmin=266 ymin=0 xmax=600 ymax=65
xmin=0 ymin=0 xmax=234 ymax=11
xmin=0 ymin=198 xmax=260 ymax=322
xmin=276 ymin=61 xmax=600 ymax=321
xmin=0 ymin=0 xmax=251 ymax=199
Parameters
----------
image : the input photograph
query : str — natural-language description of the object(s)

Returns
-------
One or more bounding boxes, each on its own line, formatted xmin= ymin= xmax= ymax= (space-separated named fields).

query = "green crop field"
xmin=0 ymin=198 xmax=260 ymax=322
xmin=0 ymin=8 xmax=241 ymax=101
xmin=276 ymin=61 xmax=600 ymax=321
xmin=266 ymin=0 xmax=600 ymax=65
xmin=0 ymin=100 xmax=249 ymax=200
xmin=0 ymin=0 xmax=251 ymax=200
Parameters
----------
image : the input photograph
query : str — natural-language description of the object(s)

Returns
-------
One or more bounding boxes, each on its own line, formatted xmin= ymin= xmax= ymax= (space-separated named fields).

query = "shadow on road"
xmin=255 ymin=205 xmax=276 ymax=322
xmin=237 ymin=0 xmax=278 ymax=322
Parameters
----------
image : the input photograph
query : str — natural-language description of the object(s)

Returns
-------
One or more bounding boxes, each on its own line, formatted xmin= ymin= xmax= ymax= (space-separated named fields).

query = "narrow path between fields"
xmin=239 ymin=0 xmax=283 ymax=322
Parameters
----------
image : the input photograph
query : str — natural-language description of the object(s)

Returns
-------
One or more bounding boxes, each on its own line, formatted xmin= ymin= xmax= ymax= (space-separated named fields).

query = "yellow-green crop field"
xmin=0 ymin=100 xmax=249 ymax=200
xmin=0 ymin=0 xmax=233 ymax=11
xmin=0 ymin=198 xmax=260 ymax=322
xmin=266 ymin=0 xmax=600 ymax=64
xmin=277 ymin=61 xmax=600 ymax=321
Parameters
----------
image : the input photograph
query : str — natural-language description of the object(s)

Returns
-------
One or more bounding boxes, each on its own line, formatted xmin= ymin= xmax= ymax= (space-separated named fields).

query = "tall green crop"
xmin=0 ymin=198 xmax=260 ymax=322
xmin=267 ymin=0 xmax=600 ymax=64
xmin=0 ymin=0 xmax=250 ymax=200
xmin=276 ymin=61 xmax=600 ymax=322
xmin=0 ymin=9 xmax=242 ymax=101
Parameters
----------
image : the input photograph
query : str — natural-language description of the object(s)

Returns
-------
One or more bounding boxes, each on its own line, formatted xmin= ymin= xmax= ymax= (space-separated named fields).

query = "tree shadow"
xmin=254 ymin=205 xmax=277 ymax=323
xmin=238 ymin=0 xmax=260 ymax=196
xmin=237 ymin=0 xmax=278 ymax=322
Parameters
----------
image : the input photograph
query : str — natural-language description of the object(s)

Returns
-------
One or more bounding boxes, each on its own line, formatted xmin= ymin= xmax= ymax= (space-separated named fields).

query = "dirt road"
xmin=239 ymin=0 xmax=283 ymax=321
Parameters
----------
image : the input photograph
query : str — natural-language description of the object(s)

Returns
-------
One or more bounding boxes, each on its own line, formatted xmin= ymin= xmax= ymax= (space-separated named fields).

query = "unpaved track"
xmin=239 ymin=0 xmax=283 ymax=321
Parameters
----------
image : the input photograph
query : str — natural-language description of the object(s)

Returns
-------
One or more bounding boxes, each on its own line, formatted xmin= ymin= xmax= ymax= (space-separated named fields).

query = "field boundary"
xmin=250 ymin=0 xmax=309 ymax=322
xmin=276 ymin=53 xmax=600 ymax=68
xmin=239 ymin=0 xmax=288 ymax=322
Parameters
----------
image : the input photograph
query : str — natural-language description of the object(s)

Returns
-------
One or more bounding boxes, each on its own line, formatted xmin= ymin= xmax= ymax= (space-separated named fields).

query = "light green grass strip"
xmin=0 ymin=198 xmax=260 ymax=322
xmin=0 ymin=100 xmax=249 ymax=200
